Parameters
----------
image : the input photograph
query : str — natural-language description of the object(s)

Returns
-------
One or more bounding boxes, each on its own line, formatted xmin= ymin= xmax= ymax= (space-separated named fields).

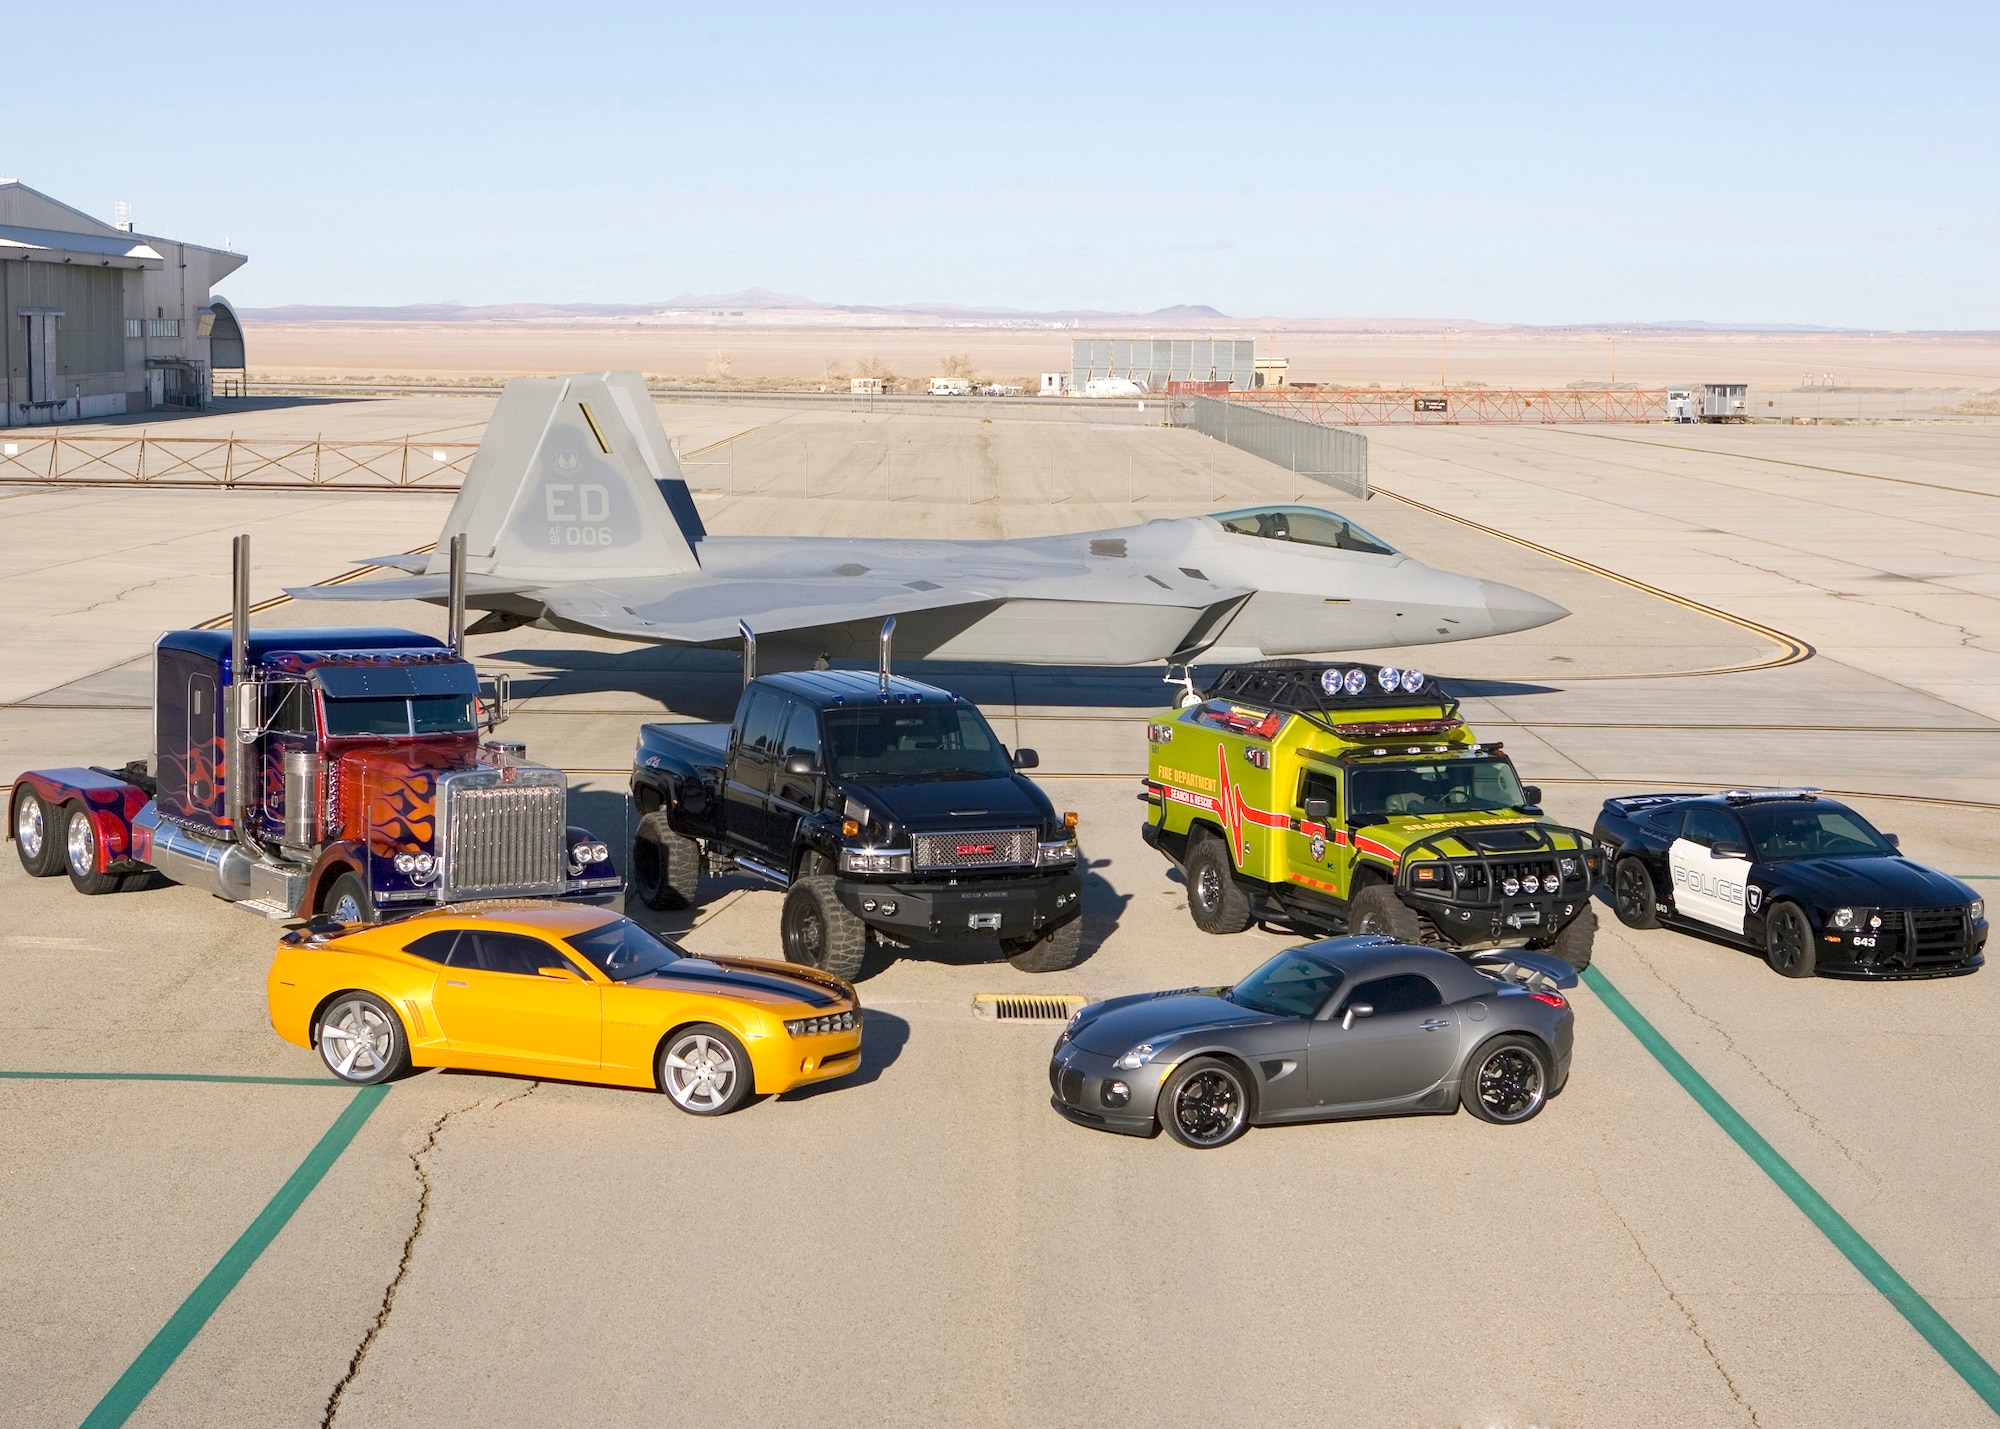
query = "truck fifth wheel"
xmin=9 ymin=535 xmax=621 ymax=922
xmin=1141 ymin=660 xmax=1600 ymax=969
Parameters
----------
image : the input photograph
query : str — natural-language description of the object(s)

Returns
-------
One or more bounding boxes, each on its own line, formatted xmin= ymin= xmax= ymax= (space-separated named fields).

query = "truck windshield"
xmin=565 ymin=919 xmax=684 ymax=981
xmin=1349 ymin=758 xmax=1526 ymax=825
xmin=823 ymin=704 xmax=1014 ymax=782
xmin=323 ymin=695 xmax=476 ymax=738
xmin=1227 ymin=949 xmax=1344 ymax=1018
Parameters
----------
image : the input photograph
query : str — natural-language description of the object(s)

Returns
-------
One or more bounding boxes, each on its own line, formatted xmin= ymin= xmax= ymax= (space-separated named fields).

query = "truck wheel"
xmin=632 ymin=812 xmax=701 ymax=911
xmin=14 ymin=789 xmax=66 ymax=877
xmin=1003 ymin=916 xmax=1083 ymax=973
xmin=1349 ymin=884 xmax=1422 ymax=943
xmin=61 ymin=803 xmax=124 ymax=895
xmin=321 ymin=871 xmax=374 ymax=925
xmin=781 ymin=875 xmax=868 ymax=982
xmin=1533 ymin=902 xmax=1597 ymax=972
xmin=1184 ymin=835 xmax=1252 ymax=934
xmin=1612 ymin=857 xmax=1660 ymax=929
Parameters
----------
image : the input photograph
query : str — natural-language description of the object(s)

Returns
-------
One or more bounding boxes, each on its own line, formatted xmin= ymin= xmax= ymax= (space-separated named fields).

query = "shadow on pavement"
xmin=777 ymin=1008 xmax=909 ymax=1099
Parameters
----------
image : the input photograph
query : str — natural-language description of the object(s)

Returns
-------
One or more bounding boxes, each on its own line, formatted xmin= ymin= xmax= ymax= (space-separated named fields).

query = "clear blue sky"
xmin=10 ymin=2 xmax=1996 ymax=327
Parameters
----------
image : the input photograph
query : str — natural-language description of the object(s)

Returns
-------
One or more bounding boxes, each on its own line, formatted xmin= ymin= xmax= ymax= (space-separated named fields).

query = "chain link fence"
xmin=1169 ymin=394 xmax=1368 ymax=498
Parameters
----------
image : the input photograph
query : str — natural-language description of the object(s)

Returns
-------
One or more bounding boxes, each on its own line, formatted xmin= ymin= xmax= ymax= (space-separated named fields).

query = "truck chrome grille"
xmin=441 ymin=779 xmax=565 ymax=898
xmin=912 ymin=828 xmax=1035 ymax=871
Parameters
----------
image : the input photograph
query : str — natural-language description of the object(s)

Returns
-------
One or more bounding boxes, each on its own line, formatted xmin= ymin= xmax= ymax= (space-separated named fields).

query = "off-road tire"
xmin=1002 ymin=915 xmax=1084 ymax=973
xmin=316 ymin=992 xmax=410 ymax=1084
xmin=1184 ymin=834 xmax=1252 ymax=935
xmin=782 ymin=875 xmax=868 ymax=982
xmin=61 ymin=803 xmax=124 ymax=895
xmin=1349 ymin=883 xmax=1423 ymax=943
xmin=1534 ymin=901 xmax=1597 ymax=972
xmin=320 ymin=870 xmax=374 ymax=926
xmin=1158 ymin=1056 xmax=1253 ymax=1149
xmin=632 ymin=812 xmax=701 ymax=911
xmin=1612 ymin=857 xmax=1661 ymax=930
xmin=1461 ymin=1034 xmax=1552 ymax=1124
xmin=1765 ymin=902 xmax=1818 ymax=978
xmin=14 ymin=789 xmax=65 ymax=877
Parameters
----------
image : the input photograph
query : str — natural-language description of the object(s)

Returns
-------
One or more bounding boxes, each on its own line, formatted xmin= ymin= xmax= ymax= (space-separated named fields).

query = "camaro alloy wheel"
xmin=1160 ymin=1057 xmax=1250 ymax=1148
xmin=658 ymin=1024 xmax=752 ymax=1116
xmin=318 ymin=994 xmax=407 ymax=1085
xmin=1462 ymin=1036 xmax=1549 ymax=1124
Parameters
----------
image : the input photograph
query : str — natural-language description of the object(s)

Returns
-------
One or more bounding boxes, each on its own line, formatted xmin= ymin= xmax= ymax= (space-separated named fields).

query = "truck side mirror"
xmin=478 ymin=672 xmax=511 ymax=732
xmin=1012 ymin=748 xmax=1040 ymax=770
xmin=234 ymin=683 xmax=262 ymax=743
xmin=1521 ymin=785 xmax=1543 ymax=807
xmin=1304 ymin=798 xmax=1331 ymax=825
xmin=783 ymin=754 xmax=820 ymax=776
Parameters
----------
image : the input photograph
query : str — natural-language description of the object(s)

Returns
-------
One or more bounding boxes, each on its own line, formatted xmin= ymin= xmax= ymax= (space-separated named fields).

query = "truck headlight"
xmin=840 ymin=848 xmax=911 ymax=875
xmin=1037 ymin=838 xmax=1078 ymax=867
xmin=590 ymin=842 xmax=610 ymax=863
xmin=1115 ymin=1043 xmax=1163 ymax=1070
xmin=1559 ymin=856 xmax=1578 ymax=879
xmin=394 ymin=853 xmax=416 ymax=873
xmin=1411 ymin=863 xmax=1444 ymax=885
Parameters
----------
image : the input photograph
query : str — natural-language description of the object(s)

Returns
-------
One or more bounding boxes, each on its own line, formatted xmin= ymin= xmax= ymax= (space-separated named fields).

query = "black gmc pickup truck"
xmin=629 ymin=670 xmax=1084 ymax=978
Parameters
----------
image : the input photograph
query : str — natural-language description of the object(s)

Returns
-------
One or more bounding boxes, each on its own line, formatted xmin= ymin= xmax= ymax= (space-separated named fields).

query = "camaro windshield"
xmin=1738 ymin=804 xmax=1895 ymax=862
xmin=1228 ymin=950 xmax=1344 ymax=1018
xmin=323 ymin=695 xmax=475 ymax=738
xmin=1349 ymin=758 xmax=1526 ymax=825
xmin=823 ymin=705 xmax=1014 ymax=781
xmin=565 ymin=920 xmax=684 ymax=981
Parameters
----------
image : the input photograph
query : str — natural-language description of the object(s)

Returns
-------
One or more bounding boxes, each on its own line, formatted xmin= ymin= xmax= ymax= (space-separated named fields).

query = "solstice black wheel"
xmin=1158 ymin=1056 xmax=1252 ymax=1148
xmin=1765 ymin=903 xmax=1818 ymax=978
xmin=1612 ymin=857 xmax=1661 ymax=930
xmin=1461 ymin=1035 xmax=1551 ymax=1124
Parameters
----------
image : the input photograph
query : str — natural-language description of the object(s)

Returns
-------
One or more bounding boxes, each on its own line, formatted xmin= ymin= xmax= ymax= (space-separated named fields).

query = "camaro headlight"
xmin=1037 ymin=838 xmax=1079 ymax=867
xmin=785 ymin=1010 xmax=859 ymax=1038
xmin=1972 ymin=900 xmax=1985 ymax=922
xmin=840 ymin=848 xmax=911 ymax=875
xmin=1831 ymin=907 xmax=1855 ymax=929
xmin=1115 ymin=1042 xmax=1164 ymax=1071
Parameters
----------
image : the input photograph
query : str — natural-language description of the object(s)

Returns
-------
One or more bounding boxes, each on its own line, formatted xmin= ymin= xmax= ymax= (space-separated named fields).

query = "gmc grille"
xmin=913 ymin=828 xmax=1035 ymax=872
xmin=443 ymin=783 xmax=565 ymax=898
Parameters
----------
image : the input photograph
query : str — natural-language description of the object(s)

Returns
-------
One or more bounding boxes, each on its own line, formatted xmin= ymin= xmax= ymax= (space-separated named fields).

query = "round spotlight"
xmin=1343 ymin=668 xmax=1368 ymax=695
xmin=591 ymin=842 xmax=610 ymax=862
xmin=1102 ymin=1080 xmax=1131 ymax=1109
xmin=394 ymin=853 xmax=416 ymax=873
xmin=1377 ymin=666 xmax=1401 ymax=691
xmin=1319 ymin=668 xmax=1343 ymax=696
xmin=415 ymin=853 xmax=434 ymax=873
xmin=880 ymin=900 xmax=897 ymax=916
xmin=1402 ymin=669 xmax=1425 ymax=693
xmin=862 ymin=898 xmax=878 ymax=913
xmin=1502 ymin=877 xmax=1520 ymax=896
xmin=1523 ymin=875 xmax=1540 ymax=894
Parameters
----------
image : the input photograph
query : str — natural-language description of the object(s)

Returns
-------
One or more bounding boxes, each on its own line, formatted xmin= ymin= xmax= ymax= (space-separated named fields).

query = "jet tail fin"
xmin=426 ymin=372 xmax=702 ymax=583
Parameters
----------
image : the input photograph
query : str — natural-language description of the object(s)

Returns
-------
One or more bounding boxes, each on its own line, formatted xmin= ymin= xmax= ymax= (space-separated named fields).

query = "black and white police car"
xmin=1593 ymin=788 xmax=1986 ymax=979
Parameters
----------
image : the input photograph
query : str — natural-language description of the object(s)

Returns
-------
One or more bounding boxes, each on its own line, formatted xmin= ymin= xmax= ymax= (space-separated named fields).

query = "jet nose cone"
xmin=1477 ymin=579 xmax=1569 ymax=635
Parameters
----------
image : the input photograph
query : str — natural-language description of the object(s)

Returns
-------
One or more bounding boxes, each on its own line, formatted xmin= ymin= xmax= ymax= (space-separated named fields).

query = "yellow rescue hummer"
xmin=1142 ymin=660 xmax=1598 ymax=968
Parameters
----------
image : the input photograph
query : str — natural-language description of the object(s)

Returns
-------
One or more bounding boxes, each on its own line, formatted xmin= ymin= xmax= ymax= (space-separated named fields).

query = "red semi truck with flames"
xmin=9 ymin=536 xmax=619 ymax=922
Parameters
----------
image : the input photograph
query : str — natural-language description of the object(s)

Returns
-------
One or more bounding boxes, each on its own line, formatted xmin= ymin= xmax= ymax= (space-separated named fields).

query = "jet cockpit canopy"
xmin=1209 ymin=505 xmax=1398 ymax=557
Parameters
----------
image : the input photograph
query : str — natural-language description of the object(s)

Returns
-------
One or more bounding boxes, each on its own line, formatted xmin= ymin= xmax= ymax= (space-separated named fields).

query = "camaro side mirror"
xmin=1521 ymin=785 xmax=1543 ymax=807
xmin=783 ymin=754 xmax=820 ymax=776
xmin=1012 ymin=748 xmax=1040 ymax=770
xmin=1341 ymin=1001 xmax=1374 ymax=1030
xmin=1304 ymin=798 xmax=1331 ymax=825
xmin=538 ymin=966 xmax=582 ymax=981
xmin=1711 ymin=841 xmax=1748 ymax=859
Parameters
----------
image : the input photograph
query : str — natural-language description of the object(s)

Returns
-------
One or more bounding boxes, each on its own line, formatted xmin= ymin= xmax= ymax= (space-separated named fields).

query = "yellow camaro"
xmin=267 ymin=901 xmax=862 ymax=1115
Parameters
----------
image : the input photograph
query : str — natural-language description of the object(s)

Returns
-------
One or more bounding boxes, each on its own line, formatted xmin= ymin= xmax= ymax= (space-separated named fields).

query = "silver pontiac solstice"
xmin=1049 ymin=937 xmax=1577 ymax=1148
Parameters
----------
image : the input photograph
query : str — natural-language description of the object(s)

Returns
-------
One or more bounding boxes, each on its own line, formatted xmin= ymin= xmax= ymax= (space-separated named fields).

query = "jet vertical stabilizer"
xmin=423 ymin=374 xmax=702 ymax=583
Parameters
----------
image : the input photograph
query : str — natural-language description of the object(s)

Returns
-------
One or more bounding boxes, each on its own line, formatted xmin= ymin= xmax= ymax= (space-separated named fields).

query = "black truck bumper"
xmin=836 ymin=869 xmax=1084 ymax=943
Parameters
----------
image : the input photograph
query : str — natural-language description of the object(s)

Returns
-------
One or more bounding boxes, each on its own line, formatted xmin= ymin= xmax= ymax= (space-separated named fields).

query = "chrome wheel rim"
xmin=1172 ymin=1068 xmax=1245 ymax=1145
xmin=1615 ymin=863 xmax=1648 ymax=922
xmin=1194 ymin=864 xmax=1220 ymax=911
xmin=320 ymin=997 xmax=395 ymax=1081
xmin=330 ymin=888 xmax=363 ymax=923
xmin=662 ymin=1032 xmax=738 ymax=1111
xmin=66 ymin=810 xmax=95 ymax=876
xmin=788 ymin=901 xmax=824 ymax=965
xmin=17 ymin=798 xmax=43 ymax=860
xmin=1476 ymin=1047 xmax=1545 ymax=1122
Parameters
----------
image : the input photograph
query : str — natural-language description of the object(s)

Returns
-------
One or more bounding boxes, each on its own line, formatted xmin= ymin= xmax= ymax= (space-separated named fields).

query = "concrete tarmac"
xmin=3 ymin=403 xmax=1998 ymax=1428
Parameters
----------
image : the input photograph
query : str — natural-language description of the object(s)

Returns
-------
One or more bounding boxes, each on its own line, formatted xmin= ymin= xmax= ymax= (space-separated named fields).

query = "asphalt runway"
xmin=3 ymin=402 xmax=1998 ymax=1427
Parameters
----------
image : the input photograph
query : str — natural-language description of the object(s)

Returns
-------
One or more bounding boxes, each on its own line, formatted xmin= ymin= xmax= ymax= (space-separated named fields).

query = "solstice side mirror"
xmin=1012 ymin=748 xmax=1040 ymax=770
xmin=1340 ymin=1001 xmax=1375 ymax=1031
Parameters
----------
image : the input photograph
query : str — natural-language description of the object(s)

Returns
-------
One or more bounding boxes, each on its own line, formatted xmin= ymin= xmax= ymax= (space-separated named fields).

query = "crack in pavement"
xmin=1612 ymin=928 xmax=1885 ymax=1199
xmin=321 ymin=1077 xmax=540 ymax=1427
xmin=1589 ymin=1165 xmax=1763 ymax=1428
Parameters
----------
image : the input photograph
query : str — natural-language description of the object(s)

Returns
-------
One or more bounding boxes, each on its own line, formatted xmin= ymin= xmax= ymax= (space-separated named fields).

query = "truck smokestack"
xmin=739 ymin=619 xmax=756 ymax=686
xmin=226 ymin=534 xmax=254 ymax=848
xmin=447 ymin=532 xmax=467 ymax=655
xmin=879 ymin=615 xmax=895 ymax=695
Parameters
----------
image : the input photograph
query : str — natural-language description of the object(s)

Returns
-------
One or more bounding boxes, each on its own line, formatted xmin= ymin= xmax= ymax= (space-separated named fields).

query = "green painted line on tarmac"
xmin=1582 ymin=964 xmax=2000 ymax=1417
xmin=1 ymin=1070 xmax=346 ymax=1085
xmin=78 ymin=1083 xmax=388 ymax=1429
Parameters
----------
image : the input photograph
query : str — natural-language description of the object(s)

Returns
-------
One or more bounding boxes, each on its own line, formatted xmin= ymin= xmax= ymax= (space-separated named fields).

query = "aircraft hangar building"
xmin=1072 ymin=337 xmax=1256 ymax=393
xmin=1 ymin=181 xmax=247 ymax=425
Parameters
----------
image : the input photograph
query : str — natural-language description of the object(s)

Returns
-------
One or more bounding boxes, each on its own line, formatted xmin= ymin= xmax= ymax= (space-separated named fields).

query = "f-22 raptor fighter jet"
xmin=290 ymin=372 xmax=1566 ymax=669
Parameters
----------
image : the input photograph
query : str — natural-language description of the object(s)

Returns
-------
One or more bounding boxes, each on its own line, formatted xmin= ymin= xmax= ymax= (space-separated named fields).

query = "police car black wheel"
xmin=1765 ymin=903 xmax=1817 ymax=978
xmin=1184 ymin=836 xmax=1252 ymax=935
xmin=1612 ymin=858 xmax=1660 ymax=930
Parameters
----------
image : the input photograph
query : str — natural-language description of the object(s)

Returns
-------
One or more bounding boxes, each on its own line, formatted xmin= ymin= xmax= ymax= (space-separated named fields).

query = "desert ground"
xmin=4 ymin=389 xmax=2000 ymax=1427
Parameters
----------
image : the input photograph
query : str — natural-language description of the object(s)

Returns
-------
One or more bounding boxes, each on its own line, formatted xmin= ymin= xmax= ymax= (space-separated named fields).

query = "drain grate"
xmin=972 ymin=993 xmax=1090 ymax=1021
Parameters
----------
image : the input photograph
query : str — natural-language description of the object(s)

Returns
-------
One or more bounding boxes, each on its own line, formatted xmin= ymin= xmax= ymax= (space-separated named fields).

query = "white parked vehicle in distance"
xmin=1083 ymin=377 xmax=1147 ymax=400
xmin=1039 ymin=372 xmax=1072 ymax=396
xmin=928 ymin=376 xmax=973 ymax=396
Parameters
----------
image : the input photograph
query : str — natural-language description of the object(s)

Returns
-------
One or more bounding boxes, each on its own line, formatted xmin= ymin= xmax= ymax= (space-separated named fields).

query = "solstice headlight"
xmin=1377 ymin=666 xmax=1402 ymax=692
xmin=1401 ymin=669 xmax=1425 ymax=693
xmin=1343 ymin=668 xmax=1368 ymax=695
xmin=1831 ymin=907 xmax=1856 ymax=929
xmin=394 ymin=853 xmax=417 ymax=873
xmin=1972 ymin=900 xmax=1985 ymax=922
xmin=840 ymin=848 xmax=912 ymax=875
xmin=1115 ymin=1043 xmax=1164 ymax=1071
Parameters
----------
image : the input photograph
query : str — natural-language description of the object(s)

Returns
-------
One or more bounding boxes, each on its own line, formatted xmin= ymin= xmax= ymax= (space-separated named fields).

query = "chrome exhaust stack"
xmin=446 ymin=532 xmax=467 ymax=655
xmin=739 ymin=619 xmax=756 ymax=686
xmin=226 ymin=534 xmax=257 ymax=851
xmin=878 ymin=615 xmax=895 ymax=695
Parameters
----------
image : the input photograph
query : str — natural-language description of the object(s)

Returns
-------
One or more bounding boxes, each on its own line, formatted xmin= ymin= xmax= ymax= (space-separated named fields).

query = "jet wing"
xmin=284 ymin=573 xmax=522 ymax=603
xmin=541 ymin=576 xmax=1016 ymax=643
